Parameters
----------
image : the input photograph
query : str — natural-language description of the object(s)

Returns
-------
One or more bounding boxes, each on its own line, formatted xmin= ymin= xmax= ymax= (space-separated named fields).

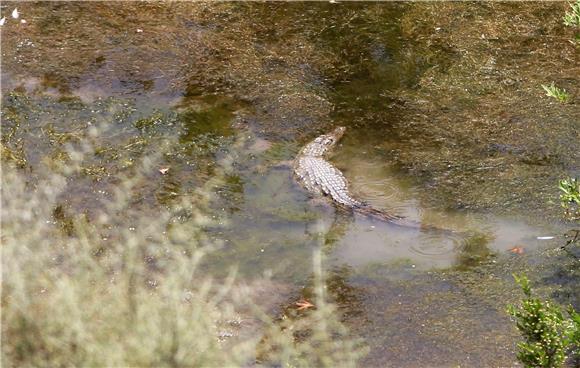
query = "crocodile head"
xmin=329 ymin=126 xmax=346 ymax=141
xmin=313 ymin=126 xmax=346 ymax=147
xmin=300 ymin=126 xmax=347 ymax=157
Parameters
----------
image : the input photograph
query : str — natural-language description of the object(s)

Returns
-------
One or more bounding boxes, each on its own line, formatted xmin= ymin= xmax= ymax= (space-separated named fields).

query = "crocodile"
xmin=293 ymin=126 xmax=424 ymax=228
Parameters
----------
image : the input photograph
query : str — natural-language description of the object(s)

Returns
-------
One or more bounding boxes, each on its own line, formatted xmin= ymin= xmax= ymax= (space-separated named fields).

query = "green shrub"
xmin=507 ymin=274 xmax=578 ymax=368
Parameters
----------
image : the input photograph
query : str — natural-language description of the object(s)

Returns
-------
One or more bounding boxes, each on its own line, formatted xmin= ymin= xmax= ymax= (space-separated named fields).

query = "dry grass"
xmin=0 ymin=138 xmax=365 ymax=367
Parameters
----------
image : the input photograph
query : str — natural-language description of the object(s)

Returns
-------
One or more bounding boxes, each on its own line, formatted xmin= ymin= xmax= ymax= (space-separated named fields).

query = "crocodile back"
xmin=295 ymin=156 xmax=363 ymax=207
xmin=294 ymin=127 xmax=419 ymax=227
xmin=293 ymin=127 xmax=463 ymax=234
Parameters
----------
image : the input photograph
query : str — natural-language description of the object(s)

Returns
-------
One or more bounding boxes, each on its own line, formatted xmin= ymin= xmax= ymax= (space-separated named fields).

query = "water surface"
xmin=2 ymin=2 xmax=578 ymax=366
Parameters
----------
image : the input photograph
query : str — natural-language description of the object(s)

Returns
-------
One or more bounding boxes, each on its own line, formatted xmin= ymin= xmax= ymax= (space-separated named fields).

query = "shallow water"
xmin=2 ymin=2 xmax=578 ymax=366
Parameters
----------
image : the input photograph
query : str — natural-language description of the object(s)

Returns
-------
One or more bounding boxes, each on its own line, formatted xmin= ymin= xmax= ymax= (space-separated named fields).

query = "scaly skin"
xmin=294 ymin=126 xmax=410 ymax=224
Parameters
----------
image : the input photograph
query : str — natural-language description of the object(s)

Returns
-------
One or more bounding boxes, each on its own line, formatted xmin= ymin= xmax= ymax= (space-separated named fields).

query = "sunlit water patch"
xmin=328 ymin=213 xmax=560 ymax=271
xmin=319 ymin=134 xmax=568 ymax=271
xmin=187 ymin=125 xmax=567 ymax=279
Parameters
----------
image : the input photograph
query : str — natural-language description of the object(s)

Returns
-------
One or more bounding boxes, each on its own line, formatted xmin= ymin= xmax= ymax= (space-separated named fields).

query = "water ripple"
xmin=409 ymin=230 xmax=467 ymax=258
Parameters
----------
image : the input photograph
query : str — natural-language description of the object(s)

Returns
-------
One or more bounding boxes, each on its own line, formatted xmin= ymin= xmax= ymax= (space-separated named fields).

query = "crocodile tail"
xmin=356 ymin=206 xmax=462 ymax=236
xmin=355 ymin=206 xmax=436 ymax=230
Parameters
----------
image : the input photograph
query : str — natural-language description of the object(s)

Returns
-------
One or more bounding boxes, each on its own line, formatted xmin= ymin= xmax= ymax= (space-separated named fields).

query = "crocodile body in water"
xmin=293 ymin=126 xmax=424 ymax=228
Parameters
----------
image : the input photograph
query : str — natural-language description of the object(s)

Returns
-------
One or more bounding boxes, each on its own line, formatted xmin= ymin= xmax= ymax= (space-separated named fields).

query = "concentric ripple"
xmin=409 ymin=230 xmax=468 ymax=258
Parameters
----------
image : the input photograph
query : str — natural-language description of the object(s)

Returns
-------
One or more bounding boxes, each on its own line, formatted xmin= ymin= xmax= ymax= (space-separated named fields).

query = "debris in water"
xmin=508 ymin=246 xmax=524 ymax=255
xmin=296 ymin=299 xmax=315 ymax=311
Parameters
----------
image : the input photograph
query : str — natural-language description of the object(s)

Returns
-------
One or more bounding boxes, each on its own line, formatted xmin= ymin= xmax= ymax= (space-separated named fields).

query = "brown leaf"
xmin=508 ymin=246 xmax=524 ymax=255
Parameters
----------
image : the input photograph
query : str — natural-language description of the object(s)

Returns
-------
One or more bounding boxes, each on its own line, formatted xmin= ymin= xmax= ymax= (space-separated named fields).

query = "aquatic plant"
xmin=541 ymin=83 xmax=570 ymax=103
xmin=558 ymin=177 xmax=580 ymax=219
xmin=563 ymin=0 xmax=580 ymax=43
xmin=507 ymin=274 xmax=578 ymax=368
xmin=1 ymin=137 xmax=364 ymax=367
xmin=570 ymin=309 xmax=580 ymax=361
xmin=564 ymin=0 xmax=580 ymax=27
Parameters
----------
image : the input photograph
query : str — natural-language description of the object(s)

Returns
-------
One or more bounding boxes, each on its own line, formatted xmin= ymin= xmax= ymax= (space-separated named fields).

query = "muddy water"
xmin=2 ymin=2 xmax=578 ymax=367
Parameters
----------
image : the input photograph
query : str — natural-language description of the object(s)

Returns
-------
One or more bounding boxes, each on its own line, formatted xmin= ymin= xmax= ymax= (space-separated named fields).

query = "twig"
xmin=560 ymin=229 xmax=580 ymax=260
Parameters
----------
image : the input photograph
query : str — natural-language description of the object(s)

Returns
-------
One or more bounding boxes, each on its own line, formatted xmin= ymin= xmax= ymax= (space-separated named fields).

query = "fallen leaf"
xmin=508 ymin=246 xmax=524 ymax=255
xmin=159 ymin=167 xmax=170 ymax=175
xmin=296 ymin=299 xmax=315 ymax=311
